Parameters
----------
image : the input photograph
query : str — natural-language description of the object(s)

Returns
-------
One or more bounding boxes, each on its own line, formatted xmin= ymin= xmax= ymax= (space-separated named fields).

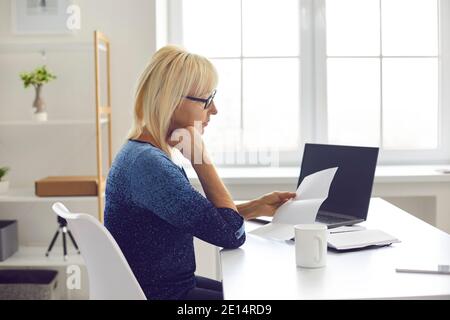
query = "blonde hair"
xmin=127 ymin=45 xmax=218 ymax=157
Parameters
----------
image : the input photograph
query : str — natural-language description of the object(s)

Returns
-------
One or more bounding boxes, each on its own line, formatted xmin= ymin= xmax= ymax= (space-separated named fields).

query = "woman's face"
xmin=169 ymin=90 xmax=218 ymax=135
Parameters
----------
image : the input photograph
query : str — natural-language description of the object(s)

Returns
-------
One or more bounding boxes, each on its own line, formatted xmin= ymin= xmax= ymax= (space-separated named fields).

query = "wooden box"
xmin=35 ymin=176 xmax=99 ymax=197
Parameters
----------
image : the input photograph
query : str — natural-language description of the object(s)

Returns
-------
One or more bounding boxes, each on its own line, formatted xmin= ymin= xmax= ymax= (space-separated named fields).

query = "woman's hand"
xmin=256 ymin=191 xmax=297 ymax=217
xmin=237 ymin=191 xmax=297 ymax=220
xmin=168 ymin=126 xmax=210 ymax=164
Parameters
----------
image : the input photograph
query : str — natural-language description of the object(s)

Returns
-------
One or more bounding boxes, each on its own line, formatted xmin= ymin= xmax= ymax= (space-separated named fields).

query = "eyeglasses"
xmin=185 ymin=89 xmax=217 ymax=110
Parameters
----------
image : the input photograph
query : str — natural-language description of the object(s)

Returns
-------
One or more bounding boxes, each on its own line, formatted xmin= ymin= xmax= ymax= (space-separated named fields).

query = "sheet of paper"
xmin=249 ymin=223 xmax=294 ymax=240
xmin=272 ymin=199 xmax=324 ymax=225
xmin=249 ymin=167 xmax=338 ymax=241
xmin=294 ymin=167 xmax=339 ymax=200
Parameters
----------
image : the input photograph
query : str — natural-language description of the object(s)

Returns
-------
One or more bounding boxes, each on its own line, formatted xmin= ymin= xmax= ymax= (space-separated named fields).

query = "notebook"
xmin=327 ymin=229 xmax=400 ymax=250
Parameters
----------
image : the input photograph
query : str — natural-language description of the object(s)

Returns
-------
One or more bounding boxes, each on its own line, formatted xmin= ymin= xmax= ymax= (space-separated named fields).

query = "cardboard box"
xmin=35 ymin=176 xmax=100 ymax=197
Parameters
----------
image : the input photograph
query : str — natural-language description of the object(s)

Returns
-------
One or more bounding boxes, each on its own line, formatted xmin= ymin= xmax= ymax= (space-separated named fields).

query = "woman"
xmin=104 ymin=45 xmax=296 ymax=300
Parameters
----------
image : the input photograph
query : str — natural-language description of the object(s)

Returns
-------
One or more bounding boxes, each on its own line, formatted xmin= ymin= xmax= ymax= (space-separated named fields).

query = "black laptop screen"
xmin=297 ymin=143 xmax=379 ymax=220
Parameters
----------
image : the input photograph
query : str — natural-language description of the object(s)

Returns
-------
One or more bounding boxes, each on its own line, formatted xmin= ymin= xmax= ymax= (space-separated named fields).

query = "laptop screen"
xmin=297 ymin=143 xmax=379 ymax=220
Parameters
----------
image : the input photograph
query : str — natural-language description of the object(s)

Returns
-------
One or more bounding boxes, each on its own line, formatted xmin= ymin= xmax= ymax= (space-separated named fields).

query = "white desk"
xmin=220 ymin=198 xmax=450 ymax=299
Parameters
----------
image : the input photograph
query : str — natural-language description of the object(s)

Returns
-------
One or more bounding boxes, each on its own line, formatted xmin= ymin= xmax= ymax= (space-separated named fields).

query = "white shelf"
xmin=0 ymin=39 xmax=106 ymax=55
xmin=0 ymin=246 xmax=85 ymax=268
xmin=0 ymin=41 xmax=93 ymax=54
xmin=0 ymin=188 xmax=102 ymax=203
xmin=0 ymin=118 xmax=108 ymax=126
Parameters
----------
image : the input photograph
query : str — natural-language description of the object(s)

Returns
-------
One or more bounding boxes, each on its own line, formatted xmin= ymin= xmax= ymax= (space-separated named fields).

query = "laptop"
xmin=297 ymin=143 xmax=379 ymax=228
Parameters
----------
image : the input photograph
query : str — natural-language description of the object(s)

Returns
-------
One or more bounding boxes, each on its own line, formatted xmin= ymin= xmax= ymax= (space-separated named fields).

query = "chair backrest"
xmin=52 ymin=202 xmax=146 ymax=300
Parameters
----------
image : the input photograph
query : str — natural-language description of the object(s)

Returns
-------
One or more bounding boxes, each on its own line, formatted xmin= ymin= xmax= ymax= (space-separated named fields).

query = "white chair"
xmin=52 ymin=202 xmax=147 ymax=300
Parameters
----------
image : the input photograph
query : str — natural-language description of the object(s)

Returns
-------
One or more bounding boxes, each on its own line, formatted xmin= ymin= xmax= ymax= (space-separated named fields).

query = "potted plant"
xmin=0 ymin=167 xmax=9 ymax=194
xmin=20 ymin=66 xmax=57 ymax=121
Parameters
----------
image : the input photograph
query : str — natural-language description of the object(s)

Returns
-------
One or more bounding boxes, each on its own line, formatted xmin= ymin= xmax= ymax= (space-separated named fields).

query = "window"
xmin=167 ymin=0 xmax=450 ymax=166
xmin=327 ymin=0 xmax=439 ymax=151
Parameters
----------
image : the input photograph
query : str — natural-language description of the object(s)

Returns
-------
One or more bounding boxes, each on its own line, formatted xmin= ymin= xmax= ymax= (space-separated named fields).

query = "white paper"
xmin=249 ymin=167 xmax=338 ymax=241
xmin=249 ymin=223 xmax=295 ymax=240
xmin=272 ymin=199 xmax=324 ymax=225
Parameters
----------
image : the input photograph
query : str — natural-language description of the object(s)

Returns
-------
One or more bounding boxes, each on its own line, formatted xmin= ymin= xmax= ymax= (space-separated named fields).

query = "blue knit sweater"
xmin=104 ymin=140 xmax=246 ymax=300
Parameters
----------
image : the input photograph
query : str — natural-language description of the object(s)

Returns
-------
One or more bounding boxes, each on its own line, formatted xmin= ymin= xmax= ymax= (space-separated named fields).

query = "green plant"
xmin=20 ymin=65 xmax=57 ymax=89
xmin=0 ymin=167 xmax=9 ymax=181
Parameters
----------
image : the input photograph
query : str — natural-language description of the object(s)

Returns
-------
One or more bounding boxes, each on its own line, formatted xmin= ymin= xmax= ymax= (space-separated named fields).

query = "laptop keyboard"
xmin=316 ymin=215 xmax=350 ymax=224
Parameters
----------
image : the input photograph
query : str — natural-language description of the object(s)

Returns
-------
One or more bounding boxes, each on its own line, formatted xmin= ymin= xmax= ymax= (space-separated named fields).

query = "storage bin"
xmin=0 ymin=269 xmax=58 ymax=300
xmin=0 ymin=220 xmax=18 ymax=261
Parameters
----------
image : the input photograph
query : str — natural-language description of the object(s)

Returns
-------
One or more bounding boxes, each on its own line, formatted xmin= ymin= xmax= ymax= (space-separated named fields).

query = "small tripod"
xmin=45 ymin=216 xmax=81 ymax=260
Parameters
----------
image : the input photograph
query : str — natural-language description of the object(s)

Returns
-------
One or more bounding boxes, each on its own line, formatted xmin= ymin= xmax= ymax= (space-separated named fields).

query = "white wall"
xmin=0 ymin=0 xmax=225 ymax=281
xmin=0 ymin=0 xmax=156 ymax=187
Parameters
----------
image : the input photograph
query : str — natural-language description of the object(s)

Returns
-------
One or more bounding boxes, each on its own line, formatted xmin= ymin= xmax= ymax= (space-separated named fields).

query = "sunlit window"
xmin=170 ymin=0 xmax=446 ymax=165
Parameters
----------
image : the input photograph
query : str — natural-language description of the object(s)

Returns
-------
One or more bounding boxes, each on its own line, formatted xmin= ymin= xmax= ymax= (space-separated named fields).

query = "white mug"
xmin=295 ymin=224 xmax=328 ymax=268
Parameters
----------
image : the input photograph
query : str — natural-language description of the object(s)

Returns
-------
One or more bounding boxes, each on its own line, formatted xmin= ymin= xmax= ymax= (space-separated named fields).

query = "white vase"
xmin=0 ymin=180 xmax=9 ymax=194
xmin=32 ymin=111 xmax=48 ymax=122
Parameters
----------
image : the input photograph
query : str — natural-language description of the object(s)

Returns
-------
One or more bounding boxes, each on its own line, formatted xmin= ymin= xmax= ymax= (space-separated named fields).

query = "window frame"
xmin=167 ymin=0 xmax=450 ymax=166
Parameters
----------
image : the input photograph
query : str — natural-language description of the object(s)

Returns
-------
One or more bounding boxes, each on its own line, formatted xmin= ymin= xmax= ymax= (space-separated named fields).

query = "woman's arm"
xmin=170 ymin=126 xmax=296 ymax=220
xmin=236 ymin=200 xmax=261 ymax=220
xmin=171 ymin=126 xmax=237 ymax=210
xmin=193 ymin=160 xmax=296 ymax=220
xmin=194 ymin=165 xmax=297 ymax=221
xmin=192 ymin=161 xmax=237 ymax=211
xmin=131 ymin=150 xmax=245 ymax=249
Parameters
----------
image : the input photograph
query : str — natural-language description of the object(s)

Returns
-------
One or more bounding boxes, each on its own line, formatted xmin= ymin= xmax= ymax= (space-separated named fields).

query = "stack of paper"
xmin=327 ymin=229 xmax=400 ymax=250
xmin=249 ymin=167 xmax=338 ymax=241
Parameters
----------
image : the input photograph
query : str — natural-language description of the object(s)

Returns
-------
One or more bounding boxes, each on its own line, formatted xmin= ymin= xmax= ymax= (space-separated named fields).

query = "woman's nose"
xmin=209 ymin=102 xmax=218 ymax=115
